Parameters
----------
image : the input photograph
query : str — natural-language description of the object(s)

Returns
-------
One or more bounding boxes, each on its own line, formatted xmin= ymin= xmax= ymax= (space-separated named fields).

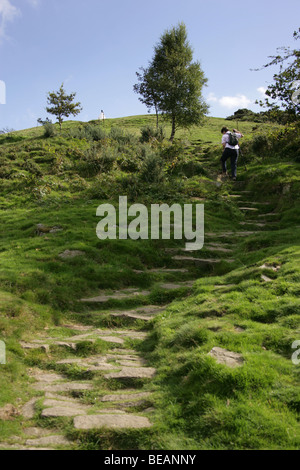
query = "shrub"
xmin=109 ymin=127 xmax=136 ymax=145
xmin=69 ymin=124 xmax=107 ymax=142
xmin=139 ymin=151 xmax=165 ymax=183
xmin=76 ymin=145 xmax=116 ymax=177
xmin=140 ymin=126 xmax=165 ymax=143
xmin=119 ymin=173 xmax=142 ymax=201
xmin=251 ymin=135 xmax=270 ymax=156
xmin=117 ymin=155 xmax=140 ymax=172
xmin=43 ymin=122 xmax=56 ymax=138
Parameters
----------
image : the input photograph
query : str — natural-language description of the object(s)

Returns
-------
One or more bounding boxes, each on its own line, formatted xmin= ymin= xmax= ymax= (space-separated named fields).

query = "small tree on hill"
xmin=134 ymin=23 xmax=209 ymax=142
xmin=46 ymin=83 xmax=82 ymax=131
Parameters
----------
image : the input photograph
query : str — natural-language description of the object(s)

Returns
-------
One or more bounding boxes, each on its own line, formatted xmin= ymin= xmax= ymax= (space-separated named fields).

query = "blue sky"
xmin=0 ymin=0 xmax=299 ymax=130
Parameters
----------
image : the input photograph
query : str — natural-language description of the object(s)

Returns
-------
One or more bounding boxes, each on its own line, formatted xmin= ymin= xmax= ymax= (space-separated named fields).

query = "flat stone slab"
xmin=56 ymin=358 xmax=87 ymax=365
xmin=30 ymin=372 xmax=65 ymax=383
xmin=20 ymin=341 xmax=50 ymax=353
xmin=133 ymin=268 xmax=189 ymax=274
xmin=87 ymin=363 xmax=121 ymax=372
xmin=214 ymin=284 xmax=235 ymax=289
xmin=58 ymin=250 xmax=84 ymax=259
xmin=206 ymin=246 xmax=233 ymax=253
xmin=22 ymin=398 xmax=38 ymax=419
xmin=74 ymin=414 xmax=152 ymax=430
xmin=81 ymin=289 xmax=150 ymax=303
xmin=173 ymin=256 xmax=235 ymax=264
xmin=159 ymin=282 xmax=194 ymax=290
xmin=23 ymin=427 xmax=54 ymax=438
xmin=239 ymin=207 xmax=259 ymax=211
xmin=239 ymin=222 xmax=266 ymax=227
xmin=110 ymin=305 xmax=166 ymax=321
xmin=237 ymin=201 xmax=271 ymax=205
xmin=33 ymin=382 xmax=93 ymax=393
xmin=97 ymin=336 xmax=125 ymax=345
xmin=0 ymin=445 xmax=54 ymax=450
xmin=43 ymin=398 xmax=89 ymax=409
xmin=106 ymin=354 xmax=141 ymax=361
xmin=209 ymin=347 xmax=244 ymax=368
xmin=261 ymin=274 xmax=273 ymax=282
xmin=104 ymin=367 xmax=156 ymax=380
xmin=41 ymin=406 xmax=87 ymax=418
xmin=25 ymin=435 xmax=71 ymax=447
xmin=117 ymin=360 xmax=146 ymax=367
xmin=206 ymin=231 xmax=257 ymax=237
xmin=101 ymin=392 xmax=152 ymax=403
xmin=258 ymin=213 xmax=277 ymax=218
xmin=109 ymin=330 xmax=147 ymax=340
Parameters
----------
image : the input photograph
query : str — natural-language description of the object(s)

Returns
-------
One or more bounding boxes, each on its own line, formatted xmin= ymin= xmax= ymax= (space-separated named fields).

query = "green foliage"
xmin=69 ymin=124 xmax=107 ymax=142
xmin=46 ymin=83 xmax=82 ymax=130
xmin=135 ymin=23 xmax=208 ymax=142
xmin=140 ymin=125 xmax=165 ymax=143
xmin=43 ymin=121 xmax=56 ymax=138
xmin=256 ymin=27 xmax=300 ymax=122
xmin=139 ymin=151 xmax=165 ymax=183
xmin=0 ymin=112 xmax=300 ymax=450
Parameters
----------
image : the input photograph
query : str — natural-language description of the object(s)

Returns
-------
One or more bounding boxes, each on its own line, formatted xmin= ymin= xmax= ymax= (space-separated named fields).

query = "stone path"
xmin=0 ymin=183 xmax=279 ymax=450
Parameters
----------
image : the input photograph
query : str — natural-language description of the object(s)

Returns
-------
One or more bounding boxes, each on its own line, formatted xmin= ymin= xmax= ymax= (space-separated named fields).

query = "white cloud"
xmin=207 ymin=92 xmax=218 ymax=103
xmin=0 ymin=79 xmax=6 ymax=104
xmin=0 ymin=0 xmax=20 ymax=42
xmin=257 ymin=87 xmax=267 ymax=96
xmin=26 ymin=0 xmax=40 ymax=7
xmin=207 ymin=92 xmax=253 ymax=109
xmin=219 ymin=94 xmax=253 ymax=109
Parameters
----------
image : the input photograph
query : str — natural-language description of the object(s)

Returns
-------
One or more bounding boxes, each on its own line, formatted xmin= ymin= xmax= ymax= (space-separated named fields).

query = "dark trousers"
xmin=221 ymin=148 xmax=239 ymax=178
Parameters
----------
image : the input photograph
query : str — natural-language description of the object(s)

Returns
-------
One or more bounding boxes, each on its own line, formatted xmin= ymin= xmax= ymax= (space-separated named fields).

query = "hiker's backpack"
xmin=228 ymin=132 xmax=239 ymax=147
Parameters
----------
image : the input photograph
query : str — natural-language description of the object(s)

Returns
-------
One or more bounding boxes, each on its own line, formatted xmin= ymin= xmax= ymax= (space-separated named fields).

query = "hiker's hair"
xmin=221 ymin=127 xmax=229 ymax=134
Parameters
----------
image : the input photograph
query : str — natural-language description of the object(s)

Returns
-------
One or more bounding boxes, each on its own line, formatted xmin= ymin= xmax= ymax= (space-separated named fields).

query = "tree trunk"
xmin=169 ymin=115 xmax=176 ymax=143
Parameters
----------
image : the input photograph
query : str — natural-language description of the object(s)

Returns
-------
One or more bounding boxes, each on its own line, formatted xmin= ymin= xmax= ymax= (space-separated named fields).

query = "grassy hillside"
xmin=0 ymin=115 xmax=299 ymax=449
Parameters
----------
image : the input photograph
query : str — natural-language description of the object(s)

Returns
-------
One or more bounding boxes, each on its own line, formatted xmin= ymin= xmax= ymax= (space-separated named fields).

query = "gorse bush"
xmin=140 ymin=125 xmax=165 ymax=143
xmin=109 ymin=127 xmax=137 ymax=146
xmin=251 ymin=134 xmax=270 ymax=156
xmin=69 ymin=124 xmax=107 ymax=142
xmin=43 ymin=122 xmax=56 ymax=138
xmin=139 ymin=151 xmax=165 ymax=183
xmin=76 ymin=145 xmax=116 ymax=177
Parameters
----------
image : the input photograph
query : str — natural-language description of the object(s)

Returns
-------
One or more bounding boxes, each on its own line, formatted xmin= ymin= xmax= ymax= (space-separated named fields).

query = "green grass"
xmin=0 ymin=114 xmax=299 ymax=449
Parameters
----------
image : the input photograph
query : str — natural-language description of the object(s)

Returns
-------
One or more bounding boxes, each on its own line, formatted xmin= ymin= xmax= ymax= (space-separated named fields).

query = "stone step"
xmin=209 ymin=347 xmax=244 ymax=368
xmin=159 ymin=281 xmax=194 ymax=290
xmin=172 ymin=256 xmax=235 ymax=264
xmin=133 ymin=268 xmax=189 ymax=274
xmin=257 ymin=213 xmax=278 ymax=218
xmin=101 ymin=392 xmax=152 ymax=403
xmin=104 ymin=366 xmax=156 ymax=380
xmin=206 ymin=231 xmax=257 ymax=237
xmin=261 ymin=274 xmax=273 ymax=283
xmin=205 ymin=245 xmax=234 ymax=254
xmin=97 ymin=305 xmax=166 ymax=321
xmin=74 ymin=414 xmax=152 ymax=430
xmin=80 ymin=288 xmax=151 ymax=303
xmin=0 ymin=444 xmax=56 ymax=450
xmin=237 ymin=201 xmax=271 ymax=206
xmin=239 ymin=222 xmax=266 ymax=227
xmin=24 ymin=435 xmax=72 ymax=447
xmin=238 ymin=207 xmax=259 ymax=212
xmin=33 ymin=382 xmax=93 ymax=393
